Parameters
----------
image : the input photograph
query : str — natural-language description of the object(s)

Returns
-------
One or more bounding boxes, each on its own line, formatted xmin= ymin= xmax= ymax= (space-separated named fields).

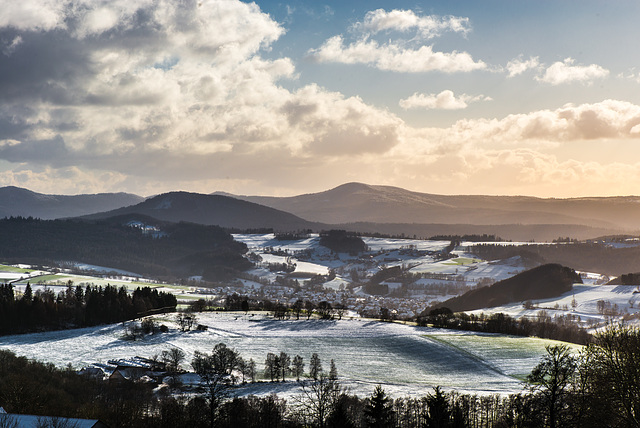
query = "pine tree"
xmin=364 ymin=385 xmax=394 ymax=428
xmin=23 ymin=282 xmax=32 ymax=303
xmin=425 ymin=386 xmax=450 ymax=428
xmin=329 ymin=359 xmax=338 ymax=380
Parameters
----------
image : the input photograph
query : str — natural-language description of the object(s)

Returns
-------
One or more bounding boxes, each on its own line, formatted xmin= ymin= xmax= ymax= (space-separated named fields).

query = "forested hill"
xmin=0 ymin=216 xmax=251 ymax=281
xmin=431 ymin=264 xmax=581 ymax=312
xmin=0 ymin=186 xmax=143 ymax=219
xmin=81 ymin=191 xmax=321 ymax=232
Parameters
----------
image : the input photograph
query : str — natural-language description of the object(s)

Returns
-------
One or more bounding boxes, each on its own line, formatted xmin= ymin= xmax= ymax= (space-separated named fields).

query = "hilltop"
xmin=432 ymin=264 xmax=581 ymax=312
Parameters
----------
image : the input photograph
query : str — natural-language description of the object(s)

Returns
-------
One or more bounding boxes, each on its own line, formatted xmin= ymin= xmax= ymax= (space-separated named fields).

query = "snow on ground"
xmin=0 ymin=313 xmax=566 ymax=398
xmin=470 ymin=282 xmax=640 ymax=329
xmin=361 ymin=238 xmax=450 ymax=252
xmin=293 ymin=261 xmax=329 ymax=275
xmin=63 ymin=262 xmax=141 ymax=277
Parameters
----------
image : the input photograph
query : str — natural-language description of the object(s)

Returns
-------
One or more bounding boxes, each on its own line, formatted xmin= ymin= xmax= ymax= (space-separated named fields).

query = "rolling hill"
xmin=81 ymin=191 xmax=321 ymax=232
xmin=431 ymin=264 xmax=581 ymax=312
xmin=0 ymin=186 xmax=144 ymax=219
xmin=219 ymin=182 xmax=640 ymax=231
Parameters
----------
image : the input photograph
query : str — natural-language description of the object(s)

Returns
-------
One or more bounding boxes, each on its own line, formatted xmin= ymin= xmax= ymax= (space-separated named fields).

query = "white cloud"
xmin=506 ymin=56 xmax=540 ymax=77
xmin=357 ymin=9 xmax=470 ymax=39
xmin=309 ymin=8 xmax=483 ymax=73
xmin=0 ymin=0 xmax=67 ymax=31
xmin=0 ymin=0 xmax=409 ymax=192
xmin=399 ymin=90 xmax=490 ymax=110
xmin=537 ymin=58 xmax=609 ymax=85
xmin=309 ymin=36 xmax=486 ymax=73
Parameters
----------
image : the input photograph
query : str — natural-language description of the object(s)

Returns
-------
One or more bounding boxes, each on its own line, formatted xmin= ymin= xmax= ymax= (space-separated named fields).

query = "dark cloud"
xmin=0 ymin=135 xmax=68 ymax=163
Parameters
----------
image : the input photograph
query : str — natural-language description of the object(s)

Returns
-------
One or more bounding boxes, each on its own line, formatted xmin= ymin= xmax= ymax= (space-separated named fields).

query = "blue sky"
xmin=1 ymin=0 xmax=640 ymax=197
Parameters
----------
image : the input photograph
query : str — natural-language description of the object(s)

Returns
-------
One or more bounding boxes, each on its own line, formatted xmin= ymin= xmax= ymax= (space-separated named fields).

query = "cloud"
xmin=399 ymin=90 xmax=490 ymax=110
xmin=309 ymin=36 xmax=486 ymax=73
xmin=356 ymin=9 xmax=470 ymax=39
xmin=506 ymin=56 xmax=540 ymax=77
xmin=0 ymin=0 xmax=409 ymax=193
xmin=428 ymin=100 xmax=640 ymax=148
xmin=0 ymin=1 xmax=638 ymax=198
xmin=0 ymin=0 xmax=67 ymax=32
xmin=537 ymin=58 xmax=609 ymax=85
xmin=308 ymin=8 xmax=484 ymax=73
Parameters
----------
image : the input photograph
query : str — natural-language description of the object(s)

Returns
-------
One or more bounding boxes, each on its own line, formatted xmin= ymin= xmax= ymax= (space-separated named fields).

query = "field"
xmin=0 ymin=313 xmax=571 ymax=398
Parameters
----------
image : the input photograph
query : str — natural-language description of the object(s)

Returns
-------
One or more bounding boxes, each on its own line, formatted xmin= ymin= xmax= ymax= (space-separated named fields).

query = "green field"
xmin=0 ymin=264 xmax=32 ymax=273
xmin=443 ymin=257 xmax=482 ymax=266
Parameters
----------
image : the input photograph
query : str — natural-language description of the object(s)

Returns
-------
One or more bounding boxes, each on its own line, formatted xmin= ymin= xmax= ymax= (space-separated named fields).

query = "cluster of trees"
xmin=417 ymin=308 xmax=591 ymax=345
xmin=274 ymin=231 xmax=313 ymax=240
xmin=0 ymin=282 xmax=176 ymax=334
xmin=1 ymin=326 xmax=639 ymax=427
xmin=319 ymin=230 xmax=367 ymax=255
xmin=0 ymin=216 xmax=251 ymax=282
xmin=191 ymin=294 xmax=348 ymax=322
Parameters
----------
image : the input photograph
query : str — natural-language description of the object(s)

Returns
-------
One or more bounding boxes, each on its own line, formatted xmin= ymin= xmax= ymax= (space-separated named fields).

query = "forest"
xmin=0 ymin=216 xmax=252 ymax=281
xmin=0 ymin=283 xmax=176 ymax=334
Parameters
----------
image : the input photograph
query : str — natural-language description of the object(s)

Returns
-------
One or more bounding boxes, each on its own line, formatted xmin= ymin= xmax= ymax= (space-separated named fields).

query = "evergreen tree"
xmin=22 ymin=283 xmax=32 ymax=303
xmin=425 ymin=386 xmax=451 ymax=428
xmin=329 ymin=359 xmax=338 ymax=380
xmin=310 ymin=353 xmax=323 ymax=380
xmin=364 ymin=385 xmax=394 ymax=428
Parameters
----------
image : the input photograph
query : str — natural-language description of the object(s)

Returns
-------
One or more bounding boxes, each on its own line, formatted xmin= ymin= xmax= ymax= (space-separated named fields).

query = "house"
xmin=0 ymin=408 xmax=109 ymax=427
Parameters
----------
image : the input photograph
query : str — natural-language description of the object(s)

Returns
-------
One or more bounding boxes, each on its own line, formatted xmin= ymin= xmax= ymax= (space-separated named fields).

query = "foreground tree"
xmin=577 ymin=326 xmax=640 ymax=427
xmin=296 ymin=374 xmax=342 ymax=428
xmin=364 ymin=385 xmax=394 ymax=428
xmin=192 ymin=343 xmax=240 ymax=428
xmin=527 ymin=344 xmax=577 ymax=428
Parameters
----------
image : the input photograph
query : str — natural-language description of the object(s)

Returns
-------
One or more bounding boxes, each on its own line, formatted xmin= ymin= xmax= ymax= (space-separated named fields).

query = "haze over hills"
xmin=1 ymin=184 xmax=635 ymax=241
xmin=81 ymin=191 xmax=321 ymax=231
xmin=218 ymin=182 xmax=640 ymax=231
xmin=0 ymin=186 xmax=144 ymax=220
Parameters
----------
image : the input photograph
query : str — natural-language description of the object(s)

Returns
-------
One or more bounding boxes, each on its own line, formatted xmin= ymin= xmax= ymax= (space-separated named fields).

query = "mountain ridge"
xmin=80 ymin=191 xmax=322 ymax=231
xmin=215 ymin=182 xmax=640 ymax=230
xmin=0 ymin=186 xmax=144 ymax=219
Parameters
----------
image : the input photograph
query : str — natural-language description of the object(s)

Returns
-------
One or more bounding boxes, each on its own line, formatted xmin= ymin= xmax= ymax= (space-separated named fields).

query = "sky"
xmin=1 ymin=0 xmax=640 ymax=198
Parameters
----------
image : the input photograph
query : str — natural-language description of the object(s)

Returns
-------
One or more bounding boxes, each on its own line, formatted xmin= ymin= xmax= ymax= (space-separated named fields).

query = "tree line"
xmin=417 ymin=308 xmax=591 ymax=345
xmin=0 ymin=282 xmax=176 ymax=334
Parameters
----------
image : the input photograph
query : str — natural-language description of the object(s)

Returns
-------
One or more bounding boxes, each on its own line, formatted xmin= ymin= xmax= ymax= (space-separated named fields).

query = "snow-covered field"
xmin=0 ymin=313 xmax=567 ymax=398
xmin=471 ymin=282 xmax=640 ymax=329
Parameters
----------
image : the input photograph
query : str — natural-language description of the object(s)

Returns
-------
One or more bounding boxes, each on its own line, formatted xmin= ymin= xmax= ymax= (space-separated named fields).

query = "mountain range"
xmin=0 ymin=186 xmax=143 ymax=220
xmin=2 ymin=183 xmax=639 ymax=241
xmin=219 ymin=182 xmax=640 ymax=230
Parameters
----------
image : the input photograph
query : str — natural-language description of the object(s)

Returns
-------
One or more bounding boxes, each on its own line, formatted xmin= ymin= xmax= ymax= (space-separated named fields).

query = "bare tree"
xmin=527 ymin=344 xmax=577 ymax=428
xmin=264 ymin=352 xmax=279 ymax=382
xmin=162 ymin=347 xmax=186 ymax=373
xmin=279 ymin=352 xmax=291 ymax=382
xmin=192 ymin=343 xmax=240 ymax=428
xmin=176 ymin=312 xmax=197 ymax=332
xmin=295 ymin=374 xmax=342 ymax=428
